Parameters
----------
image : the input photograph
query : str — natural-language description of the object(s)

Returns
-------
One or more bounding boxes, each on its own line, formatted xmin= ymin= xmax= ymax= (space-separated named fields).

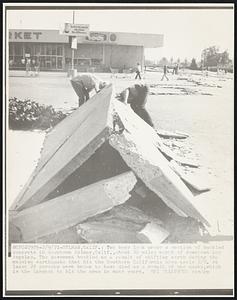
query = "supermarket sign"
xmin=9 ymin=31 xmax=43 ymax=40
xmin=9 ymin=29 xmax=68 ymax=43
xmin=63 ymin=23 xmax=90 ymax=36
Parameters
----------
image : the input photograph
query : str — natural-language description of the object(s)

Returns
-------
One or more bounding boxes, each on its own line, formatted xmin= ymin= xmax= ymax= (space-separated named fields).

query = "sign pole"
xmin=61 ymin=21 xmax=89 ymax=77
xmin=71 ymin=10 xmax=75 ymax=72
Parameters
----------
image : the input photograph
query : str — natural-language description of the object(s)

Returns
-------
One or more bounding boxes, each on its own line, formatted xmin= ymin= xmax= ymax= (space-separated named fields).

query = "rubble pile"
xmin=9 ymin=84 xmax=220 ymax=247
xmin=149 ymin=78 xmax=220 ymax=96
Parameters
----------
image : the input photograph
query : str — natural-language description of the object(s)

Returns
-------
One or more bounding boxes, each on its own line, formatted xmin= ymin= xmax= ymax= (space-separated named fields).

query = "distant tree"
xmin=190 ymin=58 xmax=198 ymax=70
xmin=159 ymin=57 xmax=169 ymax=65
xmin=201 ymin=46 xmax=232 ymax=68
xmin=200 ymin=59 xmax=204 ymax=69
xmin=177 ymin=58 xmax=181 ymax=64
xmin=196 ymin=61 xmax=202 ymax=69
xmin=170 ymin=57 xmax=174 ymax=64
xmin=219 ymin=50 xmax=231 ymax=66
xmin=182 ymin=58 xmax=189 ymax=68
xmin=202 ymin=46 xmax=220 ymax=67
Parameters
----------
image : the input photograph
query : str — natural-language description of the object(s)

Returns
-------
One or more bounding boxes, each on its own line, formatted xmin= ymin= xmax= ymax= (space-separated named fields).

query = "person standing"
xmin=25 ymin=58 xmax=31 ymax=76
xmin=172 ymin=64 xmax=176 ymax=75
xmin=116 ymin=83 xmax=154 ymax=128
xmin=161 ymin=64 xmax=169 ymax=81
xmin=34 ymin=58 xmax=40 ymax=76
xmin=31 ymin=58 xmax=36 ymax=76
xmin=135 ymin=63 xmax=142 ymax=80
xmin=70 ymin=73 xmax=108 ymax=107
xmin=172 ymin=63 xmax=179 ymax=75
xmin=176 ymin=63 xmax=179 ymax=75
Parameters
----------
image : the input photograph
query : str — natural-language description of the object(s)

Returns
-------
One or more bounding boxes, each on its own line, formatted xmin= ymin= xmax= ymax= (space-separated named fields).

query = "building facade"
xmin=9 ymin=29 xmax=163 ymax=72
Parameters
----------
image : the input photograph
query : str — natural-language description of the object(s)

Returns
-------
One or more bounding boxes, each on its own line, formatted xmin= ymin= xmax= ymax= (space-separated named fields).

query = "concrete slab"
xmin=10 ymin=171 xmax=137 ymax=242
xmin=109 ymin=100 xmax=209 ymax=226
xmin=169 ymin=160 xmax=211 ymax=193
xmin=76 ymin=203 xmax=166 ymax=243
xmin=10 ymin=84 xmax=115 ymax=211
xmin=77 ymin=222 xmax=147 ymax=243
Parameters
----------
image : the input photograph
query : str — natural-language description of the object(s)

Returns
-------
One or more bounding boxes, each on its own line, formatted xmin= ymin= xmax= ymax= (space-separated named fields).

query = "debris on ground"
xmin=8 ymin=85 xmax=232 ymax=247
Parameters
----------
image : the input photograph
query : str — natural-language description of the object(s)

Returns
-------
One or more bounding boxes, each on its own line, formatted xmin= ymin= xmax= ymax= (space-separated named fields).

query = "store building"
xmin=8 ymin=29 xmax=163 ymax=72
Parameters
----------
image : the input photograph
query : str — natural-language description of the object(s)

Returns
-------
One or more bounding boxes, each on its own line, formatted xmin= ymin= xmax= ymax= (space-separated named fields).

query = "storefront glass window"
xmin=52 ymin=57 xmax=56 ymax=69
xmin=15 ymin=56 xmax=24 ymax=67
xmin=25 ymin=45 xmax=32 ymax=56
xmin=57 ymin=57 xmax=62 ymax=69
xmin=41 ymin=45 xmax=46 ymax=55
xmin=40 ymin=56 xmax=46 ymax=68
xmin=78 ymin=59 xmax=90 ymax=66
xmin=46 ymin=45 xmax=52 ymax=55
xmin=52 ymin=45 xmax=57 ymax=55
xmin=57 ymin=45 xmax=63 ymax=56
xmin=9 ymin=43 xmax=14 ymax=56
xmin=14 ymin=44 xmax=23 ymax=55
xmin=92 ymin=58 xmax=102 ymax=65
xmin=9 ymin=43 xmax=65 ymax=70
xmin=35 ymin=45 xmax=41 ymax=56
xmin=10 ymin=43 xmax=65 ymax=70
xmin=9 ymin=56 xmax=14 ymax=66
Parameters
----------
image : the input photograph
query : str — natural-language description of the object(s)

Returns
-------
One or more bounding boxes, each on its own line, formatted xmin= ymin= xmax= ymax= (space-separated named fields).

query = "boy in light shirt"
xmin=71 ymin=73 xmax=108 ymax=107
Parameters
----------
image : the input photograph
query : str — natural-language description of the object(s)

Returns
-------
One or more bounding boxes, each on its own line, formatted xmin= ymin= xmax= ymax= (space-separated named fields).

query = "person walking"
xmin=70 ymin=73 xmax=108 ymax=107
xmin=161 ymin=64 xmax=169 ymax=81
xmin=116 ymin=83 xmax=154 ymax=128
xmin=135 ymin=63 xmax=142 ymax=80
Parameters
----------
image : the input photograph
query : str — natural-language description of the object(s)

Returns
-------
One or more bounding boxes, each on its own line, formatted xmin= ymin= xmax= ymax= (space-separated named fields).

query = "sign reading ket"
xmin=9 ymin=31 xmax=42 ymax=40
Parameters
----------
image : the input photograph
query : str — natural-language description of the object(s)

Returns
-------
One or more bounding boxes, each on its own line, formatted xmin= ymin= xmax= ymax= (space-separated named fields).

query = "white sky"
xmin=7 ymin=7 xmax=234 ymax=62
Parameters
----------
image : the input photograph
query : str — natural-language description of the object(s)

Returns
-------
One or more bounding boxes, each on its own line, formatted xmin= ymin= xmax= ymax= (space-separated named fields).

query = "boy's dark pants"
xmin=135 ymin=71 xmax=141 ymax=79
xmin=70 ymin=80 xmax=90 ymax=107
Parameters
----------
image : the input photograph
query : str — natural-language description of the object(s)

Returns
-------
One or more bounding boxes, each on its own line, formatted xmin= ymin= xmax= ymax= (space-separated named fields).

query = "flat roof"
xmin=8 ymin=29 xmax=163 ymax=48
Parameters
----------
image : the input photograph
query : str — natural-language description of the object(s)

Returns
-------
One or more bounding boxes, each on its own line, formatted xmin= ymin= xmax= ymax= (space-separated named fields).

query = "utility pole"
xmin=71 ymin=10 xmax=75 ymax=71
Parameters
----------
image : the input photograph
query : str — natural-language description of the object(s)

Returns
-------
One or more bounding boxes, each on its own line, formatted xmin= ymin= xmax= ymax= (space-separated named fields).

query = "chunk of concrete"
xmin=138 ymin=222 xmax=170 ymax=244
xmin=10 ymin=84 xmax=115 ymax=211
xmin=85 ymin=203 xmax=163 ymax=227
xmin=157 ymin=129 xmax=189 ymax=139
xmin=77 ymin=222 xmax=147 ymax=243
xmin=76 ymin=203 xmax=165 ymax=243
xmin=169 ymin=160 xmax=211 ymax=193
xmin=10 ymin=171 xmax=137 ymax=242
xmin=111 ymin=98 xmax=198 ymax=167
xmin=109 ymin=100 xmax=209 ymax=226
xmin=32 ymin=226 xmax=87 ymax=244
